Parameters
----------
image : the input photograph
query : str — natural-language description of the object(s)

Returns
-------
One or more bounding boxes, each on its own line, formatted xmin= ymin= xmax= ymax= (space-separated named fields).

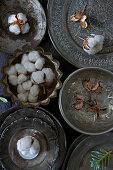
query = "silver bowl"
xmin=59 ymin=67 xmax=113 ymax=135
xmin=0 ymin=0 xmax=46 ymax=53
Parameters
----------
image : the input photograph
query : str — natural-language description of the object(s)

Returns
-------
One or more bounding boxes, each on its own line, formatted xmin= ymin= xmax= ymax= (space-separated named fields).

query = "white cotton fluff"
xmin=28 ymin=93 xmax=38 ymax=103
xmin=83 ymin=34 xmax=104 ymax=55
xmin=23 ymin=62 xmax=36 ymax=73
xmin=22 ymin=80 xmax=32 ymax=91
xmin=17 ymin=74 xmax=28 ymax=84
xmin=30 ymin=84 xmax=40 ymax=96
xmin=35 ymin=58 xmax=45 ymax=70
xmin=31 ymin=71 xmax=45 ymax=84
xmin=9 ymin=24 xmax=21 ymax=35
xmin=8 ymin=13 xmax=30 ymax=35
xmin=17 ymin=136 xmax=40 ymax=159
xmin=15 ymin=64 xmax=27 ymax=74
xmin=17 ymin=92 xmax=28 ymax=102
xmin=6 ymin=65 xmax=17 ymax=75
xmin=21 ymin=23 xmax=30 ymax=34
xmin=8 ymin=75 xmax=18 ymax=86
xmin=17 ymin=84 xmax=26 ymax=94
xmin=21 ymin=54 xmax=29 ymax=65
xmin=28 ymin=51 xmax=40 ymax=62
xmin=42 ymin=68 xmax=55 ymax=85
xmin=8 ymin=14 xmax=17 ymax=24
xmin=17 ymin=13 xmax=27 ymax=23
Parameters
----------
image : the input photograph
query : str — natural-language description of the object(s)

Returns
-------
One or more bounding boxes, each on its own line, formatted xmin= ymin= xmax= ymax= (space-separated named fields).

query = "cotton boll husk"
xmin=21 ymin=54 xmax=29 ymax=65
xmin=21 ymin=23 xmax=30 ymax=34
xmin=42 ymin=68 xmax=55 ymax=86
xmin=31 ymin=71 xmax=45 ymax=84
xmin=15 ymin=64 xmax=27 ymax=74
xmin=30 ymin=84 xmax=40 ymax=96
xmin=8 ymin=14 xmax=17 ymax=24
xmin=17 ymin=74 xmax=28 ymax=84
xmin=28 ymin=51 xmax=40 ymax=62
xmin=17 ymin=92 xmax=28 ymax=102
xmin=35 ymin=58 xmax=45 ymax=70
xmin=23 ymin=62 xmax=36 ymax=73
xmin=22 ymin=80 xmax=32 ymax=91
xmin=6 ymin=65 xmax=17 ymax=75
xmin=8 ymin=75 xmax=18 ymax=86
xmin=9 ymin=24 xmax=21 ymax=35
xmin=17 ymin=13 xmax=27 ymax=23
xmin=28 ymin=93 xmax=38 ymax=103
xmin=17 ymin=84 xmax=26 ymax=93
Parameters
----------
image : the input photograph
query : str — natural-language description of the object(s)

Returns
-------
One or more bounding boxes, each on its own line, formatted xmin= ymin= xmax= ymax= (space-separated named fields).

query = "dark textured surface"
xmin=0 ymin=0 xmax=80 ymax=149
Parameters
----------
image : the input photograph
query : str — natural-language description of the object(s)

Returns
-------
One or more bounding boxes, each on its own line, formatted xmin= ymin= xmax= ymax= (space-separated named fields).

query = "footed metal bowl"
xmin=1 ymin=47 xmax=62 ymax=107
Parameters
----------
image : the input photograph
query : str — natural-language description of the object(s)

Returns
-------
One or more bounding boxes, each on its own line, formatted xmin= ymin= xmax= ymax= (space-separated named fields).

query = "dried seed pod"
xmin=74 ymin=101 xmax=84 ymax=110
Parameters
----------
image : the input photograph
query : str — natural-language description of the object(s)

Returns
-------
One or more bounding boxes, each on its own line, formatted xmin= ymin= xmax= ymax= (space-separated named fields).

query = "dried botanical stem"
xmin=82 ymin=4 xmax=87 ymax=13
xmin=75 ymin=34 xmax=85 ymax=41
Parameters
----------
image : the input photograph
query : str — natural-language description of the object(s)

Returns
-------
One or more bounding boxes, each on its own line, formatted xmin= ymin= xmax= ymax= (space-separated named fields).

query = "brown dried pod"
xmin=74 ymin=93 xmax=84 ymax=101
xmin=74 ymin=101 xmax=84 ymax=110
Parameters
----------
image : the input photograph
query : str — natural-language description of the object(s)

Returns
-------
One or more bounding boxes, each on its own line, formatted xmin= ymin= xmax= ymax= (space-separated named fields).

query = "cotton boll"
xmin=21 ymin=54 xmax=29 ymax=65
xmin=28 ymin=93 xmax=38 ymax=103
xmin=83 ymin=34 xmax=104 ymax=55
xmin=17 ymin=136 xmax=40 ymax=159
xmin=42 ymin=68 xmax=55 ymax=86
xmin=21 ymin=23 xmax=30 ymax=34
xmin=9 ymin=24 xmax=21 ymax=35
xmin=17 ymin=84 xmax=26 ymax=93
xmin=17 ymin=74 xmax=28 ymax=84
xmin=6 ymin=65 xmax=17 ymax=75
xmin=23 ymin=62 xmax=36 ymax=73
xmin=35 ymin=58 xmax=45 ymax=70
xmin=22 ymin=80 xmax=32 ymax=91
xmin=15 ymin=64 xmax=27 ymax=74
xmin=30 ymin=85 xmax=40 ymax=96
xmin=17 ymin=92 xmax=28 ymax=102
xmin=8 ymin=14 xmax=17 ymax=24
xmin=31 ymin=71 xmax=45 ymax=84
xmin=8 ymin=75 xmax=18 ymax=86
xmin=28 ymin=51 xmax=40 ymax=62
xmin=17 ymin=13 xmax=27 ymax=23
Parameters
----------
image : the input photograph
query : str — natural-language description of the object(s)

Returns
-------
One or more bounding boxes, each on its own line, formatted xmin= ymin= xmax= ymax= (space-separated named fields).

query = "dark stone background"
xmin=0 ymin=0 xmax=80 ymax=149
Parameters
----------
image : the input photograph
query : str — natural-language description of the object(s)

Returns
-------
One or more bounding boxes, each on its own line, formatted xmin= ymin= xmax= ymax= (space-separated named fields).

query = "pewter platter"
xmin=67 ymin=133 xmax=113 ymax=170
xmin=0 ymin=0 xmax=46 ymax=53
xmin=48 ymin=0 xmax=113 ymax=70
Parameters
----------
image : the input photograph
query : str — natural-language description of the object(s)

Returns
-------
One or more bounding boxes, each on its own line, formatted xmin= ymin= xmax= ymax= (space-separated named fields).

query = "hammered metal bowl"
xmin=0 ymin=0 xmax=46 ymax=53
xmin=59 ymin=67 xmax=113 ymax=135
xmin=1 ymin=47 xmax=62 ymax=107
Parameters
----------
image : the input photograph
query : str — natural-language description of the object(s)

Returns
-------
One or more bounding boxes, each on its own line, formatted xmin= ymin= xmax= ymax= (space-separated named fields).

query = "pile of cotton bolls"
xmin=6 ymin=50 xmax=55 ymax=103
xmin=8 ymin=13 xmax=30 ymax=35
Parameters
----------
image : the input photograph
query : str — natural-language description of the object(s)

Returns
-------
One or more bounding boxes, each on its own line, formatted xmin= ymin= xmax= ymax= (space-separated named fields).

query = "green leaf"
xmin=90 ymin=149 xmax=112 ymax=170
xmin=0 ymin=97 xmax=8 ymax=103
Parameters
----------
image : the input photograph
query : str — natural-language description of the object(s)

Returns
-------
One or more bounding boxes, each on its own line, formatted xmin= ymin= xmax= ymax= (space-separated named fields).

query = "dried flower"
xmin=73 ymin=80 xmax=107 ymax=119
xmin=70 ymin=4 xmax=88 ymax=29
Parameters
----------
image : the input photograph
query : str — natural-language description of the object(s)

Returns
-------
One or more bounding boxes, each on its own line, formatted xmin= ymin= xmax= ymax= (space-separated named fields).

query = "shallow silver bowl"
xmin=0 ymin=0 xmax=46 ymax=53
xmin=59 ymin=67 xmax=113 ymax=135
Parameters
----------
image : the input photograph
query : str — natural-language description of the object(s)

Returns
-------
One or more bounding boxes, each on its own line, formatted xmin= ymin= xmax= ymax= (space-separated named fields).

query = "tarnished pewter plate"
xmin=62 ymin=135 xmax=87 ymax=170
xmin=0 ymin=0 xmax=46 ymax=54
xmin=48 ymin=0 xmax=113 ymax=70
xmin=67 ymin=132 xmax=113 ymax=170
xmin=0 ymin=107 xmax=66 ymax=170
xmin=59 ymin=67 xmax=113 ymax=135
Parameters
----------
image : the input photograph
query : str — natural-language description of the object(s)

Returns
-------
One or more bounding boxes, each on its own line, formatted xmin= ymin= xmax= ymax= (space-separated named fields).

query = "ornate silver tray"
xmin=48 ymin=0 xmax=113 ymax=70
